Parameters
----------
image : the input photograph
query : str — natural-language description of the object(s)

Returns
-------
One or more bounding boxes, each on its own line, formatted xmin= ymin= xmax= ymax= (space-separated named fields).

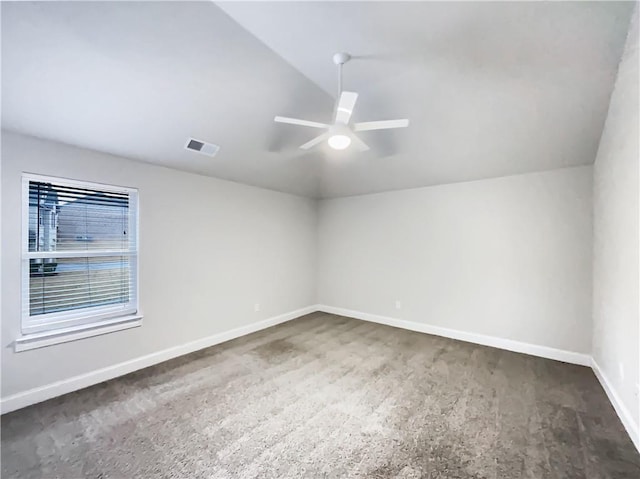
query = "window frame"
xmin=21 ymin=173 xmax=139 ymax=336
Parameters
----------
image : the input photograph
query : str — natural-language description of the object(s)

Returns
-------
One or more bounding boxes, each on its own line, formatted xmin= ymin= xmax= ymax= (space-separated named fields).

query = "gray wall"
xmin=592 ymin=9 xmax=639 ymax=434
xmin=1 ymin=131 xmax=318 ymax=397
xmin=317 ymin=167 xmax=593 ymax=354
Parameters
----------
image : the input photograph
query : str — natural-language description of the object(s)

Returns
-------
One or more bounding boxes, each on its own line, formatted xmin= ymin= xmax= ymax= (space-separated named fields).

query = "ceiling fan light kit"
xmin=274 ymin=52 xmax=409 ymax=152
xmin=328 ymin=134 xmax=351 ymax=150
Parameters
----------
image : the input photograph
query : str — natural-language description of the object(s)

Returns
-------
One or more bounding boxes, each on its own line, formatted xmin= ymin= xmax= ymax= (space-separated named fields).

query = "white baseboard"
xmin=0 ymin=305 xmax=317 ymax=414
xmin=591 ymin=358 xmax=640 ymax=452
xmin=317 ymin=305 xmax=592 ymax=366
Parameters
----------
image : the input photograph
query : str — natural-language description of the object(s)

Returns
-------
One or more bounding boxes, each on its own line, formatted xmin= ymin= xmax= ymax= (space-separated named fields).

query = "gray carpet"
xmin=2 ymin=312 xmax=639 ymax=478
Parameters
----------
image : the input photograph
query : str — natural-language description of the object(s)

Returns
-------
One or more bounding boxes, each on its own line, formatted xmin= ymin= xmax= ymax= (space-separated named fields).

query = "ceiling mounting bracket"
xmin=332 ymin=52 xmax=351 ymax=65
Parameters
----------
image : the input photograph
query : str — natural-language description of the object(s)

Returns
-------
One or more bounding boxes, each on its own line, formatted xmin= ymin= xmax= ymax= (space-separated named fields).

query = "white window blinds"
xmin=22 ymin=175 xmax=138 ymax=334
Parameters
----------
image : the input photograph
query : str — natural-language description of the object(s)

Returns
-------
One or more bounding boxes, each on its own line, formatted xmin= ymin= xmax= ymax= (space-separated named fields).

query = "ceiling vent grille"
xmin=185 ymin=138 xmax=220 ymax=157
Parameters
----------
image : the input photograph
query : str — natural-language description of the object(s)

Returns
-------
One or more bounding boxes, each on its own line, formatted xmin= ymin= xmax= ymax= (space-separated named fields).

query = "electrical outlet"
xmin=635 ymin=383 xmax=639 ymax=397
xmin=618 ymin=363 xmax=625 ymax=381
xmin=254 ymin=303 xmax=260 ymax=312
xmin=395 ymin=300 xmax=402 ymax=310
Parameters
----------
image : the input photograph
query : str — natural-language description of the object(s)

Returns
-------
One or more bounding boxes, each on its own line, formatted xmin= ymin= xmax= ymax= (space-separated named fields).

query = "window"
xmin=21 ymin=174 xmax=138 ymax=336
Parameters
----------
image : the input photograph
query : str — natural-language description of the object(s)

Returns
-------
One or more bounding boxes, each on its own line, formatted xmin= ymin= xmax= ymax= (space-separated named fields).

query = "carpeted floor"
xmin=2 ymin=312 xmax=639 ymax=478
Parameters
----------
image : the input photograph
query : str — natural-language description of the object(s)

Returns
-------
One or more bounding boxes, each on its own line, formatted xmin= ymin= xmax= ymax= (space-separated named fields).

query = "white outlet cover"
xmin=395 ymin=300 xmax=402 ymax=310
xmin=618 ymin=363 xmax=625 ymax=380
xmin=254 ymin=303 xmax=260 ymax=312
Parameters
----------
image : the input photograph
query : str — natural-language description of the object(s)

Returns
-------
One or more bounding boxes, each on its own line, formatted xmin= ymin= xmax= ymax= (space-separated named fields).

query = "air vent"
xmin=185 ymin=138 xmax=220 ymax=157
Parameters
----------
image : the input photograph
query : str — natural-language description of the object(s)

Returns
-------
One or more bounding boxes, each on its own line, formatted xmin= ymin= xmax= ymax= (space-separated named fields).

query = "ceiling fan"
xmin=274 ymin=53 xmax=409 ymax=152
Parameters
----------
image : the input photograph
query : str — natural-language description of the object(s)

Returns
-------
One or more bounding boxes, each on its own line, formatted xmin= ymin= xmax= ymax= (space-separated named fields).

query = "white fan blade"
xmin=354 ymin=119 xmax=409 ymax=131
xmin=300 ymin=132 xmax=330 ymax=150
xmin=334 ymin=91 xmax=358 ymax=124
xmin=274 ymin=116 xmax=329 ymax=129
xmin=349 ymin=133 xmax=370 ymax=152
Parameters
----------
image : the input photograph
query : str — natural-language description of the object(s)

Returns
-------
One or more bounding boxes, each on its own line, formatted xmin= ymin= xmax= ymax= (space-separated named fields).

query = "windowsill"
xmin=14 ymin=314 xmax=143 ymax=352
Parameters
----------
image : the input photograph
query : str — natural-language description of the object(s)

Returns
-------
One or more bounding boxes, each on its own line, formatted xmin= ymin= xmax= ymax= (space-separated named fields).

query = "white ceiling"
xmin=2 ymin=1 xmax=634 ymax=198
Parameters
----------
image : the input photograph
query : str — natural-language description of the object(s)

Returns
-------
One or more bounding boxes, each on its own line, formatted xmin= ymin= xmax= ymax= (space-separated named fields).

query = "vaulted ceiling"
xmin=2 ymin=1 xmax=635 ymax=198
